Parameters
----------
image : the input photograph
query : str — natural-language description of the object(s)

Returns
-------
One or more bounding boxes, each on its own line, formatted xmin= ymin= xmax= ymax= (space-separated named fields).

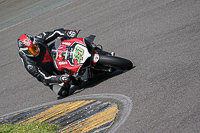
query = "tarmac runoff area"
xmin=0 ymin=94 xmax=132 ymax=133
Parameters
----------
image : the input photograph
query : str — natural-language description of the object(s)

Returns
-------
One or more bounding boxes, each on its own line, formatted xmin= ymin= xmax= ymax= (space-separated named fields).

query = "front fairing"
xmin=52 ymin=38 xmax=91 ymax=73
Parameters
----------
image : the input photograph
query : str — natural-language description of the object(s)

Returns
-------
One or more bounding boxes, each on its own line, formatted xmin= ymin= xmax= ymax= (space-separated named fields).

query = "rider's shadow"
xmin=57 ymin=70 xmax=127 ymax=99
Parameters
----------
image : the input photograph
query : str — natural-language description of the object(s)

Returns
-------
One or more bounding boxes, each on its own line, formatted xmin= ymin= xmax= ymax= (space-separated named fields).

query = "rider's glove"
xmin=65 ymin=30 xmax=78 ymax=38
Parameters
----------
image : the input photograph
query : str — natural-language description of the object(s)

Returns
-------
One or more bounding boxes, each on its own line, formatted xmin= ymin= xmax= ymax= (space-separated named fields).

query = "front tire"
xmin=97 ymin=54 xmax=133 ymax=70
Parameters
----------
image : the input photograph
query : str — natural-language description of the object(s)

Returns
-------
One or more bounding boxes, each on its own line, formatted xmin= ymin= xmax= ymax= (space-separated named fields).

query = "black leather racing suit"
xmin=19 ymin=28 xmax=77 ymax=88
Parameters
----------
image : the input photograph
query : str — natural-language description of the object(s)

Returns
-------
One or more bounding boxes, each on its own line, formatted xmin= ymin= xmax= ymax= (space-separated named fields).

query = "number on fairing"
xmin=75 ymin=46 xmax=84 ymax=63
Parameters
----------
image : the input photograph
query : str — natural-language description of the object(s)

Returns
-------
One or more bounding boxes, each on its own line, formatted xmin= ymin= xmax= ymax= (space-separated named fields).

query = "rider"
xmin=17 ymin=28 xmax=78 ymax=97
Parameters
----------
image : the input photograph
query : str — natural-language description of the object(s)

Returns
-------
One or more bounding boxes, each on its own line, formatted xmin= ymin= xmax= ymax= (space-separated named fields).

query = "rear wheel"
xmin=57 ymin=83 xmax=70 ymax=97
xmin=97 ymin=54 xmax=133 ymax=70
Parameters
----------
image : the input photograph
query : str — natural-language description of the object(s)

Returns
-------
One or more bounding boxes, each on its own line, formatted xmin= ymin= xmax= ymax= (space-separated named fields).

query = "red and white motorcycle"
xmin=51 ymin=34 xmax=133 ymax=89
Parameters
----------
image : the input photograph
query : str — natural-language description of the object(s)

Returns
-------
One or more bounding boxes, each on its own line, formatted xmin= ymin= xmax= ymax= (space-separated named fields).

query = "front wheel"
xmin=97 ymin=54 xmax=133 ymax=70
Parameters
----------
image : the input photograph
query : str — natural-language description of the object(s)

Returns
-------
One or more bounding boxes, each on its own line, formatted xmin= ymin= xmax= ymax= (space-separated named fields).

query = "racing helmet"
xmin=17 ymin=34 xmax=40 ymax=57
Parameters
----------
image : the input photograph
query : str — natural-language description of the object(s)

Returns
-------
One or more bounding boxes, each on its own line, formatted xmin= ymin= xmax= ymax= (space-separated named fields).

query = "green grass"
xmin=0 ymin=122 xmax=60 ymax=133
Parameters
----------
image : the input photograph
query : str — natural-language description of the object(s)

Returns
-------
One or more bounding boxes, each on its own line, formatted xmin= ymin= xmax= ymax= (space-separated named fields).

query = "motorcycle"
xmin=51 ymin=33 xmax=133 ymax=95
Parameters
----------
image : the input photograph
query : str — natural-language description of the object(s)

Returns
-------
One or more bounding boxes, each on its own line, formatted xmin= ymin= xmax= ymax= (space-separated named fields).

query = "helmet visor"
xmin=24 ymin=44 xmax=40 ymax=56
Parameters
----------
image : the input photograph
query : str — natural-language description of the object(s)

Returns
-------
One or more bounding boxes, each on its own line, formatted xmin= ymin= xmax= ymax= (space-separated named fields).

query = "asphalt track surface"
xmin=0 ymin=0 xmax=200 ymax=132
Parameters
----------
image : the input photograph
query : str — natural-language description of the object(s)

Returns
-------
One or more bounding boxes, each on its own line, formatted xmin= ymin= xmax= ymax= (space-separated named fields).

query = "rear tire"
xmin=58 ymin=83 xmax=70 ymax=97
xmin=97 ymin=54 xmax=133 ymax=70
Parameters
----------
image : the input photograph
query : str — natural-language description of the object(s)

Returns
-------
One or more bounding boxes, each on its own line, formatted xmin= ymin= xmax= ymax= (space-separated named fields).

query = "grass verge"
xmin=0 ymin=122 xmax=60 ymax=133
